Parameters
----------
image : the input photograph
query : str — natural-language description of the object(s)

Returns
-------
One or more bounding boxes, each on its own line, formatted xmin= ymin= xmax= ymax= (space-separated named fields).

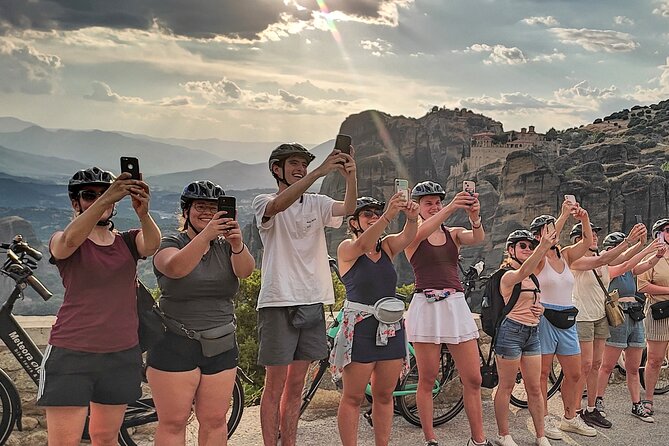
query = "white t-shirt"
xmin=253 ymin=192 xmax=343 ymax=309
xmin=572 ymin=266 xmax=610 ymax=322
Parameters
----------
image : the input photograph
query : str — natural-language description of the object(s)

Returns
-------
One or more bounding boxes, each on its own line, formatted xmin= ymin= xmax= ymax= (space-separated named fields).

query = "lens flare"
xmin=316 ymin=0 xmax=342 ymax=43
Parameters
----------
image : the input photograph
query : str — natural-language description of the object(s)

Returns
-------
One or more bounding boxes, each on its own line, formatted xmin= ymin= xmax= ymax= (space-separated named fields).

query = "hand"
xmin=99 ymin=173 xmax=141 ymax=205
xmin=628 ymin=223 xmax=646 ymax=243
xmin=467 ymin=194 xmax=481 ymax=220
xmin=539 ymin=227 xmax=558 ymax=250
xmin=402 ymin=199 xmax=420 ymax=220
xmin=656 ymin=244 xmax=667 ymax=258
xmin=647 ymin=238 xmax=665 ymax=253
xmin=130 ymin=181 xmax=151 ymax=217
xmin=561 ymin=199 xmax=578 ymax=217
xmin=220 ymin=218 xmax=244 ymax=251
xmin=530 ymin=302 xmax=544 ymax=318
xmin=446 ymin=191 xmax=477 ymax=212
xmin=336 ymin=148 xmax=357 ymax=180
xmin=200 ymin=211 xmax=232 ymax=243
xmin=384 ymin=192 xmax=406 ymax=220
xmin=315 ymin=150 xmax=349 ymax=177
xmin=572 ymin=206 xmax=588 ymax=222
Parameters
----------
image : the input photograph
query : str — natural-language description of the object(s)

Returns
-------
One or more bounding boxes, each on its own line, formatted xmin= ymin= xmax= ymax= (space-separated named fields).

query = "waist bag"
xmin=650 ymin=300 xmax=669 ymax=321
xmin=345 ymin=297 xmax=405 ymax=324
xmin=543 ymin=307 xmax=579 ymax=329
xmin=163 ymin=316 xmax=237 ymax=358
xmin=623 ymin=304 xmax=645 ymax=322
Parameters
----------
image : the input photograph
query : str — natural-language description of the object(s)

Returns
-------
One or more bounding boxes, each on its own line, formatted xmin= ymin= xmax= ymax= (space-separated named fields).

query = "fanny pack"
xmin=650 ymin=300 xmax=669 ymax=321
xmin=288 ymin=303 xmax=324 ymax=329
xmin=421 ymin=288 xmax=457 ymax=303
xmin=345 ymin=297 xmax=405 ymax=324
xmin=623 ymin=304 xmax=645 ymax=322
xmin=163 ymin=316 xmax=237 ymax=358
xmin=543 ymin=307 xmax=579 ymax=329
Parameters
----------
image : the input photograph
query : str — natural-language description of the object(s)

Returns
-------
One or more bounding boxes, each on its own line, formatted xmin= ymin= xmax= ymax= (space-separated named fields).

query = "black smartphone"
xmin=635 ymin=214 xmax=643 ymax=224
xmin=334 ymin=134 xmax=352 ymax=155
xmin=120 ymin=156 xmax=140 ymax=180
xmin=218 ymin=196 xmax=237 ymax=220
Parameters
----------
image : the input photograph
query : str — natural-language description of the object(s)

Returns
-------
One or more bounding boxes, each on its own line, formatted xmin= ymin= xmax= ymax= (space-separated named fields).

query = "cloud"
xmin=549 ymin=28 xmax=639 ymax=52
xmin=0 ymin=38 xmax=62 ymax=94
xmin=360 ymin=38 xmax=394 ymax=56
xmin=521 ymin=16 xmax=559 ymax=27
xmin=462 ymin=44 xmax=563 ymax=65
xmin=84 ymin=81 xmax=144 ymax=104
xmin=460 ymin=92 xmax=551 ymax=111
xmin=629 ymin=57 xmax=669 ymax=102
xmin=613 ymin=16 xmax=634 ymax=26
xmin=653 ymin=1 xmax=669 ymax=17
xmin=553 ymin=80 xmax=617 ymax=108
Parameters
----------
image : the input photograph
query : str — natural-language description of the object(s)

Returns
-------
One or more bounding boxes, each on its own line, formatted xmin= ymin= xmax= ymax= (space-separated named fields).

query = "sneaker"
xmin=467 ymin=439 xmax=494 ymax=446
xmin=595 ymin=396 xmax=606 ymax=417
xmin=543 ymin=415 xmax=563 ymax=440
xmin=425 ymin=441 xmax=439 ymax=446
xmin=493 ymin=434 xmax=518 ymax=446
xmin=581 ymin=408 xmax=612 ymax=429
xmin=632 ymin=402 xmax=655 ymax=423
xmin=536 ymin=437 xmax=552 ymax=446
xmin=560 ymin=414 xmax=597 ymax=437
xmin=641 ymin=399 xmax=654 ymax=416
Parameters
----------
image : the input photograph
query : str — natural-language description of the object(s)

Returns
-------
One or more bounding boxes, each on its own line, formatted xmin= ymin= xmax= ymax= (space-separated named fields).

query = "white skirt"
xmin=405 ymin=291 xmax=480 ymax=344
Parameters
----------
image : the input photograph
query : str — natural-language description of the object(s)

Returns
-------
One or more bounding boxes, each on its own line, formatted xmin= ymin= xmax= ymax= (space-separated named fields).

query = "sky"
xmin=1 ymin=0 xmax=669 ymax=145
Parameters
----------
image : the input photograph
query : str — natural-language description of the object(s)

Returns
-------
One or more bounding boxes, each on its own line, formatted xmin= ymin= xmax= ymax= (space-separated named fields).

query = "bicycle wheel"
xmin=0 ymin=370 xmax=20 ymax=445
xmin=639 ymin=349 xmax=669 ymax=395
xmin=510 ymin=355 xmax=563 ymax=409
xmin=119 ymin=373 xmax=245 ymax=445
xmin=396 ymin=350 xmax=464 ymax=427
xmin=300 ymin=359 xmax=329 ymax=416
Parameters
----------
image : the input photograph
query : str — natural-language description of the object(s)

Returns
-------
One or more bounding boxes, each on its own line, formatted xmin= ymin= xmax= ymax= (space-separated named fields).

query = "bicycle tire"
xmin=396 ymin=351 xmax=464 ymax=427
xmin=300 ymin=359 xmax=329 ymax=416
xmin=118 ymin=373 xmax=245 ymax=445
xmin=509 ymin=356 xmax=563 ymax=409
xmin=0 ymin=369 xmax=20 ymax=445
xmin=639 ymin=349 xmax=669 ymax=395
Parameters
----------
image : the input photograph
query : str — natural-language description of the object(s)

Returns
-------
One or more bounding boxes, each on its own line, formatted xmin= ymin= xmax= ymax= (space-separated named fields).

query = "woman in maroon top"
xmin=39 ymin=167 xmax=160 ymax=446
xmin=404 ymin=181 xmax=487 ymax=446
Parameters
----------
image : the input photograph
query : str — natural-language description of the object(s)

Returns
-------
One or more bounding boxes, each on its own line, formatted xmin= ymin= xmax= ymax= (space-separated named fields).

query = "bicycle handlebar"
xmin=3 ymin=236 xmax=52 ymax=301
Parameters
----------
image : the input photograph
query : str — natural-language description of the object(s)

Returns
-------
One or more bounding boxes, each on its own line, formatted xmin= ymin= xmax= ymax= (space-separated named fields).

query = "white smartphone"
xmin=394 ymin=179 xmax=409 ymax=201
xmin=463 ymin=180 xmax=476 ymax=195
xmin=564 ymin=194 xmax=576 ymax=205
xmin=546 ymin=221 xmax=556 ymax=235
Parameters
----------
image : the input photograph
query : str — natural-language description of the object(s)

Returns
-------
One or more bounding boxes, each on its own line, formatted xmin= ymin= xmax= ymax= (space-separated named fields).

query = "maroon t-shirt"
xmin=49 ymin=230 xmax=140 ymax=353
xmin=410 ymin=226 xmax=464 ymax=292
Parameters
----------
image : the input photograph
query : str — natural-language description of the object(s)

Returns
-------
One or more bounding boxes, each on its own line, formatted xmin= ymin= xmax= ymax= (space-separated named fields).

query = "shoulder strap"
xmin=592 ymin=270 xmax=609 ymax=297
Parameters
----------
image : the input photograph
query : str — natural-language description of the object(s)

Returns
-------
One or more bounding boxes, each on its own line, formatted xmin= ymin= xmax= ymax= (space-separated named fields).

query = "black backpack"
xmin=480 ymin=268 xmax=540 ymax=337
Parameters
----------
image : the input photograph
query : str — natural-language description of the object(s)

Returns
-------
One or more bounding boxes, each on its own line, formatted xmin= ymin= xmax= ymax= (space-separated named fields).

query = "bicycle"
xmin=614 ymin=347 xmax=669 ymax=395
xmin=0 ymin=235 xmax=250 ymax=445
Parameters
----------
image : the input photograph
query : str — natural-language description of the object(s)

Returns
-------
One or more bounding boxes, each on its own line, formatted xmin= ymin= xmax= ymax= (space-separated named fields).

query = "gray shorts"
xmin=257 ymin=306 xmax=328 ymax=366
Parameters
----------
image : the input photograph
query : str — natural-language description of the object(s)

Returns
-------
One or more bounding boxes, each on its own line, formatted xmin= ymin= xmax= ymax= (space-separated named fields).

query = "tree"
xmin=545 ymin=127 xmax=558 ymax=141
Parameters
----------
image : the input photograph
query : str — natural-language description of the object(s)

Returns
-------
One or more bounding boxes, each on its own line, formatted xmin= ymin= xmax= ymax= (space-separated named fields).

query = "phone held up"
xmin=564 ymin=194 xmax=576 ymax=205
xmin=546 ymin=220 xmax=556 ymax=236
xmin=120 ymin=156 xmax=140 ymax=180
xmin=463 ymin=181 xmax=476 ymax=195
xmin=217 ymin=196 xmax=237 ymax=220
xmin=635 ymin=214 xmax=643 ymax=225
xmin=334 ymin=134 xmax=352 ymax=155
xmin=394 ymin=179 xmax=409 ymax=201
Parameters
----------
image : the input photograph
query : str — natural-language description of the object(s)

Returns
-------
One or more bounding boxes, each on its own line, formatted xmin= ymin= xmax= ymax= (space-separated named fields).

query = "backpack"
xmin=480 ymin=268 xmax=540 ymax=337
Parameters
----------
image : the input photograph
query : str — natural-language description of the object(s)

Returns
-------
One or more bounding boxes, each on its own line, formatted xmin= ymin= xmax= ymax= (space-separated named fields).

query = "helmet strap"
xmin=272 ymin=160 xmax=291 ymax=188
xmin=184 ymin=204 xmax=202 ymax=235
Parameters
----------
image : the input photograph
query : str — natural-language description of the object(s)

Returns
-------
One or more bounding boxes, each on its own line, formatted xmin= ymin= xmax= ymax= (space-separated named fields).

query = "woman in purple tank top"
xmin=404 ymin=181 xmax=487 ymax=446
xmin=335 ymin=193 xmax=418 ymax=446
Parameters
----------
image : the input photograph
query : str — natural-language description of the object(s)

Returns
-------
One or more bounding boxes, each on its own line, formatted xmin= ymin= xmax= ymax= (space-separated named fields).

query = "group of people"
xmin=33 ymin=141 xmax=669 ymax=446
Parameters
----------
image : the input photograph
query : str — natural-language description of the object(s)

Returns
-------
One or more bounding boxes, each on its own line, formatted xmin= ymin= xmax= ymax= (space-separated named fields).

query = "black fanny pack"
xmin=650 ymin=300 xmax=669 ymax=321
xmin=288 ymin=303 xmax=324 ymax=329
xmin=543 ymin=307 xmax=579 ymax=329
xmin=623 ymin=304 xmax=646 ymax=322
xmin=164 ymin=317 xmax=237 ymax=357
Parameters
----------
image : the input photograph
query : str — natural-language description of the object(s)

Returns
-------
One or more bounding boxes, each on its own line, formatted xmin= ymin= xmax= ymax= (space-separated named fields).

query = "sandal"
xmin=641 ymin=399 xmax=654 ymax=416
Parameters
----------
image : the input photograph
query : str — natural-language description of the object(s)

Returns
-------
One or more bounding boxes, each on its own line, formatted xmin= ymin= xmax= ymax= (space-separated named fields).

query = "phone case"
xmin=218 ymin=197 xmax=237 ymax=219
xmin=120 ymin=157 xmax=140 ymax=180
xmin=334 ymin=134 xmax=352 ymax=154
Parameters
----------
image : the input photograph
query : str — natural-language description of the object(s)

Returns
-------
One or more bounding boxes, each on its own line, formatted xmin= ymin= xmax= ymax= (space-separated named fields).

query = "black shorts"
xmin=146 ymin=331 xmax=238 ymax=375
xmin=38 ymin=344 xmax=142 ymax=407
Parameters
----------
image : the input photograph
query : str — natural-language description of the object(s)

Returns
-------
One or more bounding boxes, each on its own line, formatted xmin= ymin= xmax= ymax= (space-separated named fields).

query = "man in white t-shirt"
xmin=253 ymin=142 xmax=357 ymax=446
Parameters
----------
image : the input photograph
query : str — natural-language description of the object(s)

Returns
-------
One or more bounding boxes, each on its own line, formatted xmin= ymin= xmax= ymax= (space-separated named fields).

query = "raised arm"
xmin=383 ymin=199 xmax=419 ymax=259
xmin=631 ymin=242 xmax=666 ymax=277
xmin=331 ymin=150 xmax=358 ymax=217
xmin=562 ymin=208 xmax=593 ymax=265
xmin=412 ymin=191 xmax=475 ymax=245
xmin=130 ymin=180 xmax=161 ymax=257
xmin=453 ymin=193 xmax=485 ymax=246
xmin=500 ymin=230 xmax=556 ymax=297
xmin=607 ymin=224 xmax=647 ymax=266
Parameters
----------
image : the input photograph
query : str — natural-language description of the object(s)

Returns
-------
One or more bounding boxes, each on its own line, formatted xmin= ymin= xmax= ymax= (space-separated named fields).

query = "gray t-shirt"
xmin=154 ymin=232 xmax=238 ymax=331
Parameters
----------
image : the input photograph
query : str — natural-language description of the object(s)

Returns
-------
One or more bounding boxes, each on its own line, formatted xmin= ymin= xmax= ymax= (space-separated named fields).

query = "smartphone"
xmin=334 ymin=134 xmax=352 ymax=155
xmin=546 ymin=221 xmax=556 ymax=235
xmin=217 ymin=196 xmax=237 ymax=220
xmin=120 ymin=156 xmax=140 ymax=180
xmin=564 ymin=194 xmax=576 ymax=205
xmin=635 ymin=214 xmax=643 ymax=224
xmin=463 ymin=180 xmax=476 ymax=195
xmin=394 ymin=179 xmax=409 ymax=201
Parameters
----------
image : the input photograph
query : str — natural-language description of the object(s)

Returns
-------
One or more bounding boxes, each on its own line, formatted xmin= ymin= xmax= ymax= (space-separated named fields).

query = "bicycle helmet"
xmin=602 ymin=232 xmax=626 ymax=249
xmin=180 ymin=180 xmax=225 ymax=211
xmin=350 ymin=197 xmax=385 ymax=218
xmin=569 ymin=222 xmax=602 ymax=240
xmin=506 ymin=230 xmax=538 ymax=248
xmin=268 ymin=143 xmax=316 ymax=183
xmin=652 ymin=218 xmax=669 ymax=237
xmin=411 ymin=181 xmax=445 ymax=201
xmin=68 ymin=167 xmax=116 ymax=199
xmin=529 ymin=214 xmax=556 ymax=235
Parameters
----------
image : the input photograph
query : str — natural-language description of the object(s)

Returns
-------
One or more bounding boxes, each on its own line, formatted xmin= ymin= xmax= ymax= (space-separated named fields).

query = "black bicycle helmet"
xmin=68 ymin=167 xmax=116 ymax=199
xmin=529 ymin=214 xmax=556 ymax=235
xmin=506 ymin=230 xmax=538 ymax=248
xmin=180 ymin=180 xmax=225 ymax=211
xmin=602 ymin=232 xmax=626 ymax=249
xmin=569 ymin=222 xmax=602 ymax=240
xmin=652 ymin=218 xmax=669 ymax=237
xmin=268 ymin=143 xmax=315 ymax=172
xmin=411 ymin=181 xmax=445 ymax=201
xmin=350 ymin=197 xmax=385 ymax=218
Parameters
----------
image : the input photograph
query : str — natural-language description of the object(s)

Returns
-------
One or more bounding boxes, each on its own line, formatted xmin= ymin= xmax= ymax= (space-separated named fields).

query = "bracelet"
xmin=382 ymin=215 xmax=391 ymax=224
xmin=407 ymin=218 xmax=418 ymax=223
xmin=657 ymin=254 xmax=665 ymax=259
xmin=231 ymin=243 xmax=246 ymax=255
xmin=470 ymin=217 xmax=482 ymax=229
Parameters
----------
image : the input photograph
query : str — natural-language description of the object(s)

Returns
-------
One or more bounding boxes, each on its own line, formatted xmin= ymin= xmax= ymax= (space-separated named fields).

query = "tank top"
xmin=505 ymin=274 xmax=541 ymax=326
xmin=410 ymin=227 xmax=464 ymax=292
xmin=342 ymin=250 xmax=398 ymax=337
xmin=536 ymin=257 xmax=575 ymax=307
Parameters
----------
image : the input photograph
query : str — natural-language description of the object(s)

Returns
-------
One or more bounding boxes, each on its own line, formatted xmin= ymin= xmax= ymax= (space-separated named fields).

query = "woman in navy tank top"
xmin=335 ymin=194 xmax=418 ymax=446
xmin=404 ymin=181 xmax=487 ymax=446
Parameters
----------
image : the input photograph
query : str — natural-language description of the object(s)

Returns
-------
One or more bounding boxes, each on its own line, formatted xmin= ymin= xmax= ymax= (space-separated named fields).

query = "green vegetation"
xmin=661 ymin=162 xmax=669 ymax=172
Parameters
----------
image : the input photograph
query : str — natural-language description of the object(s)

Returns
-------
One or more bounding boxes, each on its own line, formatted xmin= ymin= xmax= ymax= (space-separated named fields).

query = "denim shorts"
xmin=606 ymin=302 xmax=645 ymax=349
xmin=539 ymin=303 xmax=581 ymax=356
xmin=494 ymin=318 xmax=541 ymax=360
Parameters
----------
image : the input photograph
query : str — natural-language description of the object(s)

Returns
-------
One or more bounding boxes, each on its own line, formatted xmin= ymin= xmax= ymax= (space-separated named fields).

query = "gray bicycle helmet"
xmin=570 ymin=222 xmax=602 ymax=240
xmin=411 ymin=181 xmax=445 ymax=201
xmin=268 ymin=143 xmax=315 ymax=172
xmin=68 ymin=167 xmax=116 ymax=199
xmin=506 ymin=230 xmax=538 ymax=248
xmin=529 ymin=214 xmax=556 ymax=235
xmin=351 ymin=197 xmax=385 ymax=218
xmin=652 ymin=218 xmax=669 ymax=237
xmin=603 ymin=232 xmax=626 ymax=249
xmin=180 ymin=180 xmax=225 ymax=211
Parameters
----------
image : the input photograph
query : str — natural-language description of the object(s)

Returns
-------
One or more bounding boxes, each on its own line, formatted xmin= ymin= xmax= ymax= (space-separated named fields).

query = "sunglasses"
xmin=192 ymin=202 xmax=218 ymax=214
xmin=359 ymin=209 xmax=383 ymax=218
xmin=79 ymin=190 xmax=105 ymax=201
xmin=663 ymin=228 xmax=669 ymax=233
xmin=515 ymin=241 xmax=536 ymax=250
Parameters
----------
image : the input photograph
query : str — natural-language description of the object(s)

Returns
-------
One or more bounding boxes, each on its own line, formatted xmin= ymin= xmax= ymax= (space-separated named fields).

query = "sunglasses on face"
xmin=359 ymin=209 xmax=383 ymax=218
xmin=192 ymin=202 xmax=218 ymax=214
xmin=79 ymin=190 xmax=105 ymax=201
xmin=663 ymin=228 xmax=669 ymax=234
xmin=515 ymin=242 xmax=536 ymax=250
